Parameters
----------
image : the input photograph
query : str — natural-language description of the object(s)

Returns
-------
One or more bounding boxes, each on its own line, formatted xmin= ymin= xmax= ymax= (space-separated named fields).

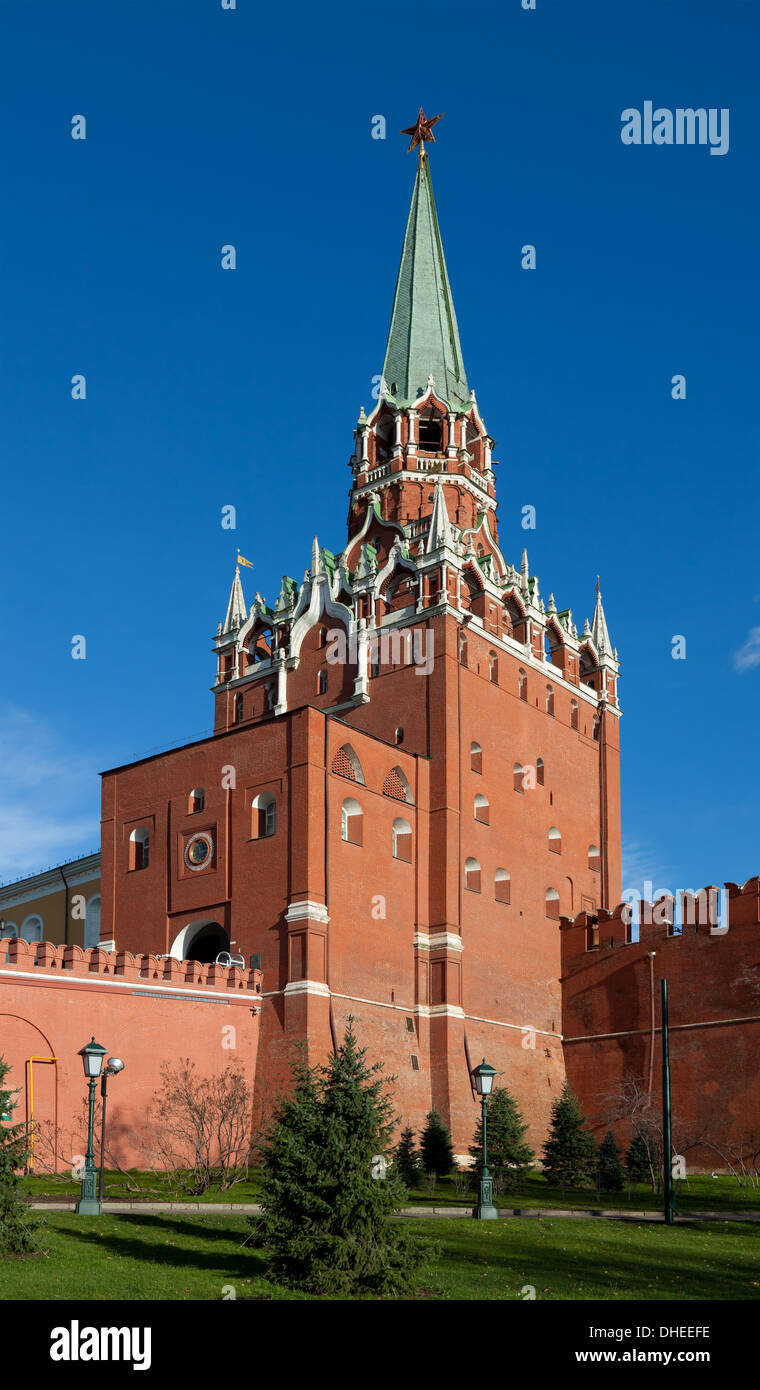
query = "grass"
xmin=22 ymin=1169 xmax=760 ymax=1213
xmin=2 ymin=1212 xmax=760 ymax=1300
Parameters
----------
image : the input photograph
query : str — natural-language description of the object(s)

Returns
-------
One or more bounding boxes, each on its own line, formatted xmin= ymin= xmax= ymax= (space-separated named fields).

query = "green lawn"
xmin=23 ymin=1168 xmax=760 ymax=1214
xmin=3 ymin=1212 xmax=760 ymax=1300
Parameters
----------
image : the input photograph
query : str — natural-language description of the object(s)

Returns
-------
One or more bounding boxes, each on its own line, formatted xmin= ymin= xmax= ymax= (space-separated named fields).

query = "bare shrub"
xmin=143 ymin=1058 xmax=254 ymax=1194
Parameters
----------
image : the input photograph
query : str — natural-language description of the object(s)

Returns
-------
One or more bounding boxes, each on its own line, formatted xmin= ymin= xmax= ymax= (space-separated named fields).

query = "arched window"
xmin=593 ymin=714 xmax=601 ymax=742
xmin=474 ymin=794 xmax=490 ymax=825
xmin=341 ymin=797 xmax=363 ymax=845
xmin=536 ymin=757 xmax=545 ymax=786
xmin=0 ymin=921 xmax=18 ymax=939
xmin=331 ymin=744 xmax=365 ymax=784
xmin=84 ymin=895 xmax=101 ymax=949
xmin=21 ymin=914 xmax=43 ymax=943
xmin=252 ymin=793 xmax=276 ymax=839
xmin=392 ymin=817 xmax=413 ymax=862
xmin=513 ymin=762 xmax=525 ymax=794
xmin=265 ymin=683 xmax=276 ymax=711
xmin=545 ymin=888 xmax=560 ymax=920
xmin=570 ymin=699 xmax=579 ymax=731
xmin=470 ymin=741 xmax=482 ymax=774
xmin=317 ymin=670 xmax=328 ymax=695
xmin=188 ymin=788 xmax=205 ymax=814
xmin=459 ymin=633 xmax=468 ymax=667
xmin=418 ymin=408 xmax=443 ymax=450
xmin=233 ymin=692 xmax=243 ymax=724
xmin=464 ymin=857 xmax=481 ymax=893
xmin=588 ymin=844 xmax=601 ymax=873
xmin=489 ymin=652 xmax=499 ymax=684
xmin=548 ymin=826 xmax=562 ymax=854
xmin=494 ymin=869 xmax=510 ymax=905
xmin=129 ymin=827 xmax=150 ymax=871
xmin=382 ymin=766 xmax=414 ymax=803
xmin=546 ymin=686 xmax=555 ymax=716
xmin=518 ymin=668 xmax=528 ymax=700
xmin=317 ymin=627 xmax=327 ymax=649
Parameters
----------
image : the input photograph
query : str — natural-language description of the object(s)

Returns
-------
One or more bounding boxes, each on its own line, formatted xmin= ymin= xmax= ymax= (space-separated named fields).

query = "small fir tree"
xmin=393 ymin=1126 xmax=422 ymax=1188
xmin=468 ymin=1086 xmax=534 ymax=1192
xmin=248 ymin=1022 xmax=426 ymax=1296
xmin=0 ymin=1057 xmax=43 ymax=1256
xmin=626 ymin=1131 xmax=658 ymax=1188
xmin=420 ymin=1110 xmax=455 ymax=1179
xmin=541 ymin=1081 xmax=596 ymax=1190
xmin=596 ymin=1130 xmax=625 ymax=1192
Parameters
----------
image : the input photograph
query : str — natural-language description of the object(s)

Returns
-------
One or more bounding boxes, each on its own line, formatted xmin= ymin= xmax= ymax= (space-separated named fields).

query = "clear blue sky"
xmin=1 ymin=0 xmax=757 ymax=896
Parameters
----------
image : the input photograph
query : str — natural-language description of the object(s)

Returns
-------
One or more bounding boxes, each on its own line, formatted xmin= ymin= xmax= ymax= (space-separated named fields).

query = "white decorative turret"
xmin=520 ymin=548 xmax=530 ymax=595
xmin=591 ymin=582 xmax=613 ymax=657
xmin=426 ymin=480 xmax=456 ymax=554
xmin=222 ymin=565 xmax=247 ymax=634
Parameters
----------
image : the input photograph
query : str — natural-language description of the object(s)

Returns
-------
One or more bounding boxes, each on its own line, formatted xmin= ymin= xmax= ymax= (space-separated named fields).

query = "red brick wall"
xmin=0 ymin=938 xmax=262 ymax=1171
xmin=561 ymin=880 xmax=760 ymax=1169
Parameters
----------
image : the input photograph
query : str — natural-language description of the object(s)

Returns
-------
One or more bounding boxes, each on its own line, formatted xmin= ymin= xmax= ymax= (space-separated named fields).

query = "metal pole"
xmin=661 ymin=978 xmax=674 ymax=1226
xmin=75 ymin=1075 xmax=102 ymax=1215
xmin=475 ymin=1094 xmax=497 ymax=1220
xmin=98 ymin=1072 xmax=108 ymax=1203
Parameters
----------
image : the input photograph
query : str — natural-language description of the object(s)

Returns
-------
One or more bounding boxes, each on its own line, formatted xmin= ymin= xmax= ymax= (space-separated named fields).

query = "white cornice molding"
xmin=283 ymin=979 xmax=331 ymax=997
xmin=352 ymin=470 xmax=496 ymax=514
xmin=413 ymin=932 xmax=463 ymax=952
xmin=285 ymin=901 xmax=330 ymax=925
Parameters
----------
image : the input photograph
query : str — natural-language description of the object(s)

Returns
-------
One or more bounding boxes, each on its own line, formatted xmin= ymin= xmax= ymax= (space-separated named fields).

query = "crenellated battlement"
xmin=560 ymin=877 xmax=760 ymax=964
xmin=0 ymin=935 xmax=263 ymax=995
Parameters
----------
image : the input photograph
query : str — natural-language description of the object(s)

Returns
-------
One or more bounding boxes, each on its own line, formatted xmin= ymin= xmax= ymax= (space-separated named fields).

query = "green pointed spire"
xmin=382 ymin=153 xmax=469 ymax=411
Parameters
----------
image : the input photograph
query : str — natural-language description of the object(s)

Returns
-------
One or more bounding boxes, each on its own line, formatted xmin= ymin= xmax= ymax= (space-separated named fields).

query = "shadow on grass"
xmin=48 ymin=1212 xmax=760 ymax=1302
xmin=58 ymin=1214 xmax=256 ymax=1278
xmin=424 ymin=1218 xmax=760 ymax=1300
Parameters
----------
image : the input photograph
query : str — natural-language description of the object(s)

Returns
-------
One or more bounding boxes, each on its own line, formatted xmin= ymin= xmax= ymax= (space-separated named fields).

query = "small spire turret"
xmin=591 ymin=583 xmax=613 ymax=656
xmin=222 ymin=564 xmax=247 ymax=634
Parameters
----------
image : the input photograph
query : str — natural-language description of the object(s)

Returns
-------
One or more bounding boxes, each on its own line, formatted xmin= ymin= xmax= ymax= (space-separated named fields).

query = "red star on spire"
xmin=400 ymin=108 xmax=444 ymax=154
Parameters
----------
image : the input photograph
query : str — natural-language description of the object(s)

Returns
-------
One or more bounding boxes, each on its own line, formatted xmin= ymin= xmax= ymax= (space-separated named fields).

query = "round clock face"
xmin=185 ymin=833 xmax=213 ymax=870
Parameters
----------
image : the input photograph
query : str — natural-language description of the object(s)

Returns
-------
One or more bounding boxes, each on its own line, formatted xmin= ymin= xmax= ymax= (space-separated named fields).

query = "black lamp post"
xmin=98 ymin=1057 xmax=125 ymax=1203
xmin=75 ymin=1038 xmax=108 ymax=1215
xmin=472 ymin=1058 xmax=498 ymax=1220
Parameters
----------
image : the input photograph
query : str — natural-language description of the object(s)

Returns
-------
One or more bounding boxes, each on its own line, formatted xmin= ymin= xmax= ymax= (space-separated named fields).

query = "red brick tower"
xmin=101 ymin=131 xmax=621 ymax=1153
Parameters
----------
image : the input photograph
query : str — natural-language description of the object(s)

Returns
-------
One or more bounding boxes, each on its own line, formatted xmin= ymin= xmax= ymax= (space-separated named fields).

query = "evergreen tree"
xmin=0 ymin=1057 xmax=43 ymax=1256
xmin=248 ymin=1022 xmax=426 ymax=1296
xmin=626 ymin=1131 xmax=657 ymax=1187
xmin=468 ymin=1086 xmax=534 ymax=1192
xmin=596 ymin=1130 xmax=625 ymax=1192
xmin=392 ymin=1126 xmax=421 ymax=1189
xmin=420 ymin=1110 xmax=455 ymax=1179
xmin=541 ymin=1081 xmax=596 ymax=1189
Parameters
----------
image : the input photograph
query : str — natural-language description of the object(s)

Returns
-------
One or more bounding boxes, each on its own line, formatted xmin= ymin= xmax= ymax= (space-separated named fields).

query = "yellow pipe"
xmin=26 ymin=1056 xmax=58 ymax=1173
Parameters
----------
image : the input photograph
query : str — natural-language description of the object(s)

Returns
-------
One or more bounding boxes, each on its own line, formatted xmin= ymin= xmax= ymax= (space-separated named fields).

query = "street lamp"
xmin=75 ymin=1038 xmax=108 ymax=1215
xmin=98 ymin=1058 xmax=125 ymax=1203
xmin=472 ymin=1058 xmax=498 ymax=1220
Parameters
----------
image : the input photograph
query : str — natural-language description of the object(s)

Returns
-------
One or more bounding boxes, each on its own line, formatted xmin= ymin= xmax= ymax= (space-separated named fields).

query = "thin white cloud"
xmin=0 ymin=706 xmax=100 ymax=882
xmin=621 ymin=837 xmax=671 ymax=900
xmin=733 ymin=626 xmax=760 ymax=672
